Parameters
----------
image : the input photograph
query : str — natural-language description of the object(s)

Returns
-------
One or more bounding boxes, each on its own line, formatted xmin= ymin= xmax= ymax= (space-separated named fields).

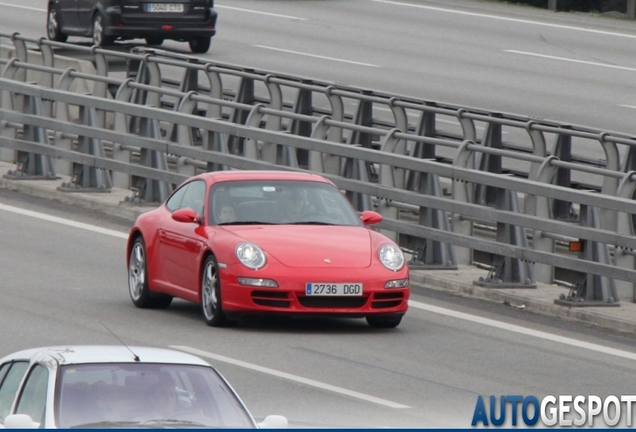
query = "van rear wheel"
xmin=189 ymin=37 xmax=211 ymax=54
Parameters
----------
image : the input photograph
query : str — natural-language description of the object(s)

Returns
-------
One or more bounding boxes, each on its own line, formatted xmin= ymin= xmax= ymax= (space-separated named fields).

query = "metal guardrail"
xmin=1 ymin=34 xmax=635 ymax=306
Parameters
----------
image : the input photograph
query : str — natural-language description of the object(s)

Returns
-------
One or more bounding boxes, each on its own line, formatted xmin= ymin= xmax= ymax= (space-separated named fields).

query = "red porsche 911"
xmin=126 ymin=171 xmax=410 ymax=328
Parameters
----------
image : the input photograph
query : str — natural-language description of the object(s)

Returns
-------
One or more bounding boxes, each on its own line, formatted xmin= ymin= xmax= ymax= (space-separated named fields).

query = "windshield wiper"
xmin=142 ymin=419 xmax=208 ymax=428
xmin=288 ymin=221 xmax=337 ymax=225
xmin=219 ymin=221 xmax=276 ymax=225
xmin=71 ymin=420 xmax=142 ymax=428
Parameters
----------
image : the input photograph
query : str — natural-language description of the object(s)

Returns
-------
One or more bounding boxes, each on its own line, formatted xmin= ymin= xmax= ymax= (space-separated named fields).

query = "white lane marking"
xmin=619 ymin=104 xmax=636 ymax=110
xmin=0 ymin=203 xmax=129 ymax=239
xmin=372 ymin=0 xmax=636 ymax=40
xmin=506 ymin=50 xmax=636 ymax=72
xmin=216 ymin=5 xmax=307 ymax=21
xmin=172 ymin=345 xmax=410 ymax=409
xmin=409 ymin=300 xmax=636 ymax=361
xmin=255 ymin=45 xmax=382 ymax=68
xmin=0 ymin=2 xmax=44 ymax=12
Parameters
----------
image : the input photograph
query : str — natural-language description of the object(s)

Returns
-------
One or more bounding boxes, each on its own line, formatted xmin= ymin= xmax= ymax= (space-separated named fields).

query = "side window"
xmin=166 ymin=183 xmax=189 ymax=212
xmin=180 ymin=180 xmax=206 ymax=216
xmin=0 ymin=361 xmax=29 ymax=422
xmin=15 ymin=365 xmax=49 ymax=424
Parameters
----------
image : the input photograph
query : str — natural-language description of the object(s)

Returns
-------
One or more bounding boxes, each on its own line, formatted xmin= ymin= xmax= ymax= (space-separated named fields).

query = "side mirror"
xmin=172 ymin=208 xmax=200 ymax=224
xmin=257 ymin=414 xmax=288 ymax=429
xmin=360 ymin=210 xmax=382 ymax=225
xmin=4 ymin=414 xmax=40 ymax=429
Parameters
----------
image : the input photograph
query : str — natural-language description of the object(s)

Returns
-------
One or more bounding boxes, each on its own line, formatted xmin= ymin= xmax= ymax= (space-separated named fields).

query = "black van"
xmin=46 ymin=0 xmax=217 ymax=53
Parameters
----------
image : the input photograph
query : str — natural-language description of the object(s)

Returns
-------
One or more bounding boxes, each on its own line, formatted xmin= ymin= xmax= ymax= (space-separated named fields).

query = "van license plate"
xmin=147 ymin=3 xmax=184 ymax=12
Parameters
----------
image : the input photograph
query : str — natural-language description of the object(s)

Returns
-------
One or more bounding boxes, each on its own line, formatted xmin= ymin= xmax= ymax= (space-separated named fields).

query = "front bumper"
xmin=219 ymin=262 xmax=410 ymax=318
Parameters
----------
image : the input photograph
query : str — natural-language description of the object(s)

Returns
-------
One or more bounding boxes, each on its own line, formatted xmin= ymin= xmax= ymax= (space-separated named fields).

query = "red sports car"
xmin=126 ymin=171 xmax=410 ymax=328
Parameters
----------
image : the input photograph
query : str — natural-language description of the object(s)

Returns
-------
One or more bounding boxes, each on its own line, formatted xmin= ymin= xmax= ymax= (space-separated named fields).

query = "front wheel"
xmin=366 ymin=315 xmax=403 ymax=328
xmin=47 ymin=7 xmax=68 ymax=42
xmin=189 ymin=37 xmax=211 ymax=54
xmin=201 ymin=255 xmax=230 ymax=327
xmin=92 ymin=14 xmax=114 ymax=47
xmin=128 ymin=237 xmax=172 ymax=309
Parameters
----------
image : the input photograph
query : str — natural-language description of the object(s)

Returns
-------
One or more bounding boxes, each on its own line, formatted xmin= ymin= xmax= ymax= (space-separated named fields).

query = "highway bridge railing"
xmin=1 ymin=34 xmax=636 ymax=305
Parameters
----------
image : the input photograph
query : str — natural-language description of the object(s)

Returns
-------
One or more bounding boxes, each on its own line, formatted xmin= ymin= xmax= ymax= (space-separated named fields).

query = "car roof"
xmin=0 ymin=345 xmax=211 ymax=367
xmin=192 ymin=170 xmax=333 ymax=184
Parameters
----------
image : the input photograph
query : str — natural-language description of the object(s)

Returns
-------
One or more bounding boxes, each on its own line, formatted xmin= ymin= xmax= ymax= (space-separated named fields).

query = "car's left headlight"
xmin=378 ymin=244 xmax=405 ymax=271
xmin=235 ymin=242 xmax=266 ymax=270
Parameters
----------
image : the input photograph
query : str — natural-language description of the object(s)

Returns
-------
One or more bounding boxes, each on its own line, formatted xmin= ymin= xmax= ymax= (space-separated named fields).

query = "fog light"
xmin=385 ymin=279 xmax=409 ymax=288
xmin=238 ymin=277 xmax=278 ymax=287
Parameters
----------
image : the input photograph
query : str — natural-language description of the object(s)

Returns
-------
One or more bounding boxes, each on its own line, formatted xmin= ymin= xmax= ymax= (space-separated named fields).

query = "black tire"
xmin=366 ymin=315 xmax=403 ymax=328
xmin=47 ymin=6 xmax=68 ymax=43
xmin=128 ymin=237 xmax=173 ymax=309
xmin=145 ymin=38 xmax=164 ymax=46
xmin=201 ymin=255 xmax=230 ymax=327
xmin=189 ymin=37 xmax=211 ymax=54
xmin=92 ymin=13 xmax=114 ymax=47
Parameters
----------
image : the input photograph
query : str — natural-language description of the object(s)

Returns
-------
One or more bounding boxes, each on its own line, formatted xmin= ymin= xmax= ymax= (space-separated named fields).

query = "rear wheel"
xmin=201 ymin=255 xmax=230 ymax=327
xmin=92 ymin=13 xmax=114 ymax=47
xmin=145 ymin=38 xmax=164 ymax=46
xmin=189 ymin=36 xmax=211 ymax=54
xmin=366 ymin=315 xmax=403 ymax=328
xmin=47 ymin=6 xmax=68 ymax=42
xmin=128 ymin=237 xmax=173 ymax=309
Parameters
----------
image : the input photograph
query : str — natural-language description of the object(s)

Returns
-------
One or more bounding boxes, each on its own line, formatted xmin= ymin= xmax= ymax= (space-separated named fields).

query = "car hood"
xmin=223 ymin=225 xmax=372 ymax=268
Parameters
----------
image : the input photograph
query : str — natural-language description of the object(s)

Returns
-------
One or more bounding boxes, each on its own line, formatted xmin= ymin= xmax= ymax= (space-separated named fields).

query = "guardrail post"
xmin=58 ymin=105 xmax=111 ymax=192
xmin=201 ymin=65 xmax=227 ymax=172
xmin=3 ymin=94 xmax=57 ymax=180
xmin=0 ymin=59 xmax=19 ymax=163
xmin=348 ymin=91 xmax=376 ymax=182
xmin=615 ymin=171 xmax=636 ymax=301
xmin=290 ymin=80 xmax=313 ymax=168
xmin=227 ymin=72 xmax=254 ymax=155
xmin=474 ymin=119 xmax=503 ymax=206
xmin=260 ymin=75 xmax=284 ymax=165
xmin=552 ymin=131 xmax=578 ymax=221
xmin=473 ymin=188 xmax=536 ymax=288
xmin=125 ymin=116 xmax=172 ymax=204
xmin=598 ymin=132 xmax=619 ymax=231
xmin=111 ymin=79 xmax=134 ymax=188
xmin=555 ymin=204 xmax=620 ymax=306
xmin=524 ymin=121 xmax=547 ymax=216
xmin=452 ymin=141 xmax=476 ymax=265
xmin=530 ymin=156 xmax=559 ymax=284
xmin=342 ymin=149 xmax=373 ymax=211
xmin=406 ymin=107 xmax=436 ymax=191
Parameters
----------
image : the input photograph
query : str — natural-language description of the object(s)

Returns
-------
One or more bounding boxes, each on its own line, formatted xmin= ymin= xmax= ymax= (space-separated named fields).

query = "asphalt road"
xmin=3 ymin=1 xmax=636 ymax=427
xmin=1 ymin=189 xmax=636 ymax=428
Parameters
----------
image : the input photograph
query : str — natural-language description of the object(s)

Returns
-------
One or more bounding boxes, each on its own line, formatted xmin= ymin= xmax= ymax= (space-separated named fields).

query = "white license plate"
xmin=147 ymin=3 xmax=184 ymax=12
xmin=305 ymin=283 xmax=363 ymax=296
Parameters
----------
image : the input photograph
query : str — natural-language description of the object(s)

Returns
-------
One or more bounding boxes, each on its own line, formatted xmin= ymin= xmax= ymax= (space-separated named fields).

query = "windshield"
xmin=55 ymin=363 xmax=254 ymax=429
xmin=209 ymin=180 xmax=363 ymax=226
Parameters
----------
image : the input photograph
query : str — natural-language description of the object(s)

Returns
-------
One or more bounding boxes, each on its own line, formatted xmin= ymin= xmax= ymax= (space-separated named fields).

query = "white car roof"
xmin=0 ymin=345 xmax=212 ymax=366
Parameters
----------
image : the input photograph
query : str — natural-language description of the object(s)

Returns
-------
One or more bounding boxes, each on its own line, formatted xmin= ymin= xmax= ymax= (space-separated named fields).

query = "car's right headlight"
xmin=378 ymin=243 xmax=405 ymax=271
xmin=235 ymin=242 xmax=266 ymax=270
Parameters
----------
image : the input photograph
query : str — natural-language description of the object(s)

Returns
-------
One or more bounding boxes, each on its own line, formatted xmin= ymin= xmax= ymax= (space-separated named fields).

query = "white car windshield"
xmin=55 ymin=363 xmax=254 ymax=428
